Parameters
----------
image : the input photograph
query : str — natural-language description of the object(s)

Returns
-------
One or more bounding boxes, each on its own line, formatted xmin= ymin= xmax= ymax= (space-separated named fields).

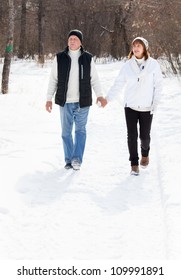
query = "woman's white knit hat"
xmin=132 ymin=37 xmax=149 ymax=50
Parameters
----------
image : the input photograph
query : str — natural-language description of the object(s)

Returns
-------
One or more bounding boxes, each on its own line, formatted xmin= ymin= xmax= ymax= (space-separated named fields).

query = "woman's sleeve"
xmin=152 ymin=62 xmax=163 ymax=109
xmin=106 ymin=66 xmax=126 ymax=102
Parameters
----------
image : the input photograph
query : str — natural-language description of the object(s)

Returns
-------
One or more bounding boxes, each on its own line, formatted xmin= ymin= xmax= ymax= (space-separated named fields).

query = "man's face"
xmin=68 ymin=35 xmax=81 ymax=50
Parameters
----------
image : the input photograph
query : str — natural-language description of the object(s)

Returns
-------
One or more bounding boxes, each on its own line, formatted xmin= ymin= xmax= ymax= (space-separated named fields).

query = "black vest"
xmin=55 ymin=46 xmax=93 ymax=108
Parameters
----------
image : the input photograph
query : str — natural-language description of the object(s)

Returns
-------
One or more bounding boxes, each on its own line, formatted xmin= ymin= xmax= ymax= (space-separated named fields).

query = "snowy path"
xmin=0 ymin=60 xmax=181 ymax=260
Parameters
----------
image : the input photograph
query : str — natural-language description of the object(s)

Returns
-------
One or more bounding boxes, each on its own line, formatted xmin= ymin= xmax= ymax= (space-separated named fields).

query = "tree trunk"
xmin=1 ymin=0 xmax=14 ymax=94
xmin=38 ymin=0 xmax=45 ymax=64
xmin=18 ymin=0 xmax=27 ymax=59
xmin=111 ymin=7 xmax=122 ymax=59
xmin=111 ymin=1 xmax=133 ymax=59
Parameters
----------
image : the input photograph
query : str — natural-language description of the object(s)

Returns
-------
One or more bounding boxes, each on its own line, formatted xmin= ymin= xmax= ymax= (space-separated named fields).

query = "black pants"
xmin=124 ymin=107 xmax=153 ymax=166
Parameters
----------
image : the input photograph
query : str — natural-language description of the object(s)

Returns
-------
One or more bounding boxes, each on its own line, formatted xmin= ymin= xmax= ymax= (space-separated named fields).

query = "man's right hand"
xmin=45 ymin=101 xmax=52 ymax=113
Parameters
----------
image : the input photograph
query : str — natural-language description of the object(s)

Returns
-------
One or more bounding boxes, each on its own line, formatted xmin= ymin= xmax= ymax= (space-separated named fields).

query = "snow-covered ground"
xmin=0 ymin=58 xmax=181 ymax=260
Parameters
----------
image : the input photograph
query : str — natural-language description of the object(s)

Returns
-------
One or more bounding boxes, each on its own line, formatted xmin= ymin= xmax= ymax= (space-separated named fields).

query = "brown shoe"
xmin=140 ymin=156 xmax=149 ymax=168
xmin=130 ymin=165 xmax=139 ymax=176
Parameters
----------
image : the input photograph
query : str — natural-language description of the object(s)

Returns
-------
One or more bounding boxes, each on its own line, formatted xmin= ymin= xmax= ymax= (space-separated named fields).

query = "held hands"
xmin=96 ymin=96 xmax=107 ymax=108
xmin=46 ymin=98 xmax=108 ymax=112
xmin=45 ymin=101 xmax=52 ymax=113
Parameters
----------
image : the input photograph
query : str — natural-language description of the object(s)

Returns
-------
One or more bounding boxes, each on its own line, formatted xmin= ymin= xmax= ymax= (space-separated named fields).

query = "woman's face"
xmin=132 ymin=42 xmax=144 ymax=59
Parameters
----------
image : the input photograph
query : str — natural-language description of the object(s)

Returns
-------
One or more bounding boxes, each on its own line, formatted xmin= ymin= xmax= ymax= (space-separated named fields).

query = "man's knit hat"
xmin=68 ymin=29 xmax=83 ymax=43
xmin=132 ymin=37 xmax=149 ymax=50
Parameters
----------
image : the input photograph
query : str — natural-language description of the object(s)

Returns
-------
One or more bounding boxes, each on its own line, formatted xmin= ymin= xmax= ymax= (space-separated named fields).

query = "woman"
xmin=105 ymin=37 xmax=163 ymax=175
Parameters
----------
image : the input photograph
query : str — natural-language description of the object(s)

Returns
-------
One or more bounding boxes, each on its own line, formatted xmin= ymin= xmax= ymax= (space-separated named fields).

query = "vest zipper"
xmin=64 ymin=55 xmax=71 ymax=104
xmin=81 ymin=65 xmax=83 ymax=79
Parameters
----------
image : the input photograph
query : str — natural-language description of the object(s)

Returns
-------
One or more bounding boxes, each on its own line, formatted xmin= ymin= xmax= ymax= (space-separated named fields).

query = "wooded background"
xmin=0 ymin=0 xmax=181 ymax=73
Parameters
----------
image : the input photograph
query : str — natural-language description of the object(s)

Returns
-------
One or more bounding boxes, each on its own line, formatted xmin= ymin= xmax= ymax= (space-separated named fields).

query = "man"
xmin=45 ymin=29 xmax=105 ymax=170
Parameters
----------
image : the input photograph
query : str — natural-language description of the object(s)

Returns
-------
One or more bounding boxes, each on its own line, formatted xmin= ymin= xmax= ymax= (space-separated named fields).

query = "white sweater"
xmin=47 ymin=49 xmax=103 ymax=102
xmin=107 ymin=56 xmax=163 ymax=112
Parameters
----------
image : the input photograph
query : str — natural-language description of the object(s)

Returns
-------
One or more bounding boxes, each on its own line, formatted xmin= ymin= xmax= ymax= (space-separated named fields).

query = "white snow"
xmin=0 ymin=58 xmax=181 ymax=260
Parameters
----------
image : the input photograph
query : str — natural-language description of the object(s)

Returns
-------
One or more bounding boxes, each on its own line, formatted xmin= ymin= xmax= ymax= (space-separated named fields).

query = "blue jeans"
xmin=60 ymin=103 xmax=90 ymax=164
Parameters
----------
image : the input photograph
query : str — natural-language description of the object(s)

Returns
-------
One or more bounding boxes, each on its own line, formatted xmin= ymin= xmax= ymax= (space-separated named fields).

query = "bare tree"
xmin=154 ymin=0 xmax=181 ymax=73
xmin=1 ymin=0 xmax=15 ymax=94
xmin=0 ymin=0 xmax=181 ymax=74
xmin=111 ymin=3 xmax=132 ymax=59
xmin=18 ymin=0 xmax=27 ymax=58
xmin=38 ymin=0 xmax=45 ymax=64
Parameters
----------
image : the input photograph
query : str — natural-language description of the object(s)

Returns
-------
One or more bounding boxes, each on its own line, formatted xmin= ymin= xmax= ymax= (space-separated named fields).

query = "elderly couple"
xmin=45 ymin=29 xmax=163 ymax=176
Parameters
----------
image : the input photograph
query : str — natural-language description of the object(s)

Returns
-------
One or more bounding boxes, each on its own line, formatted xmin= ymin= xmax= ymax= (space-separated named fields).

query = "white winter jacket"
xmin=107 ymin=56 xmax=163 ymax=112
